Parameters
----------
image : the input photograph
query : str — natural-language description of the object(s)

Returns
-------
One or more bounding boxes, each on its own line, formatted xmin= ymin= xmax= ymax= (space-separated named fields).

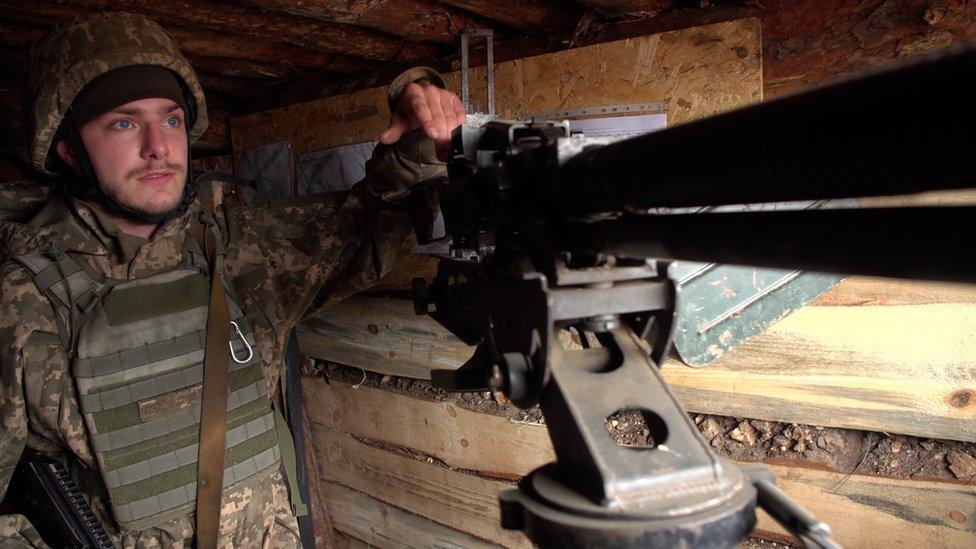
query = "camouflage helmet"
xmin=25 ymin=12 xmax=209 ymax=175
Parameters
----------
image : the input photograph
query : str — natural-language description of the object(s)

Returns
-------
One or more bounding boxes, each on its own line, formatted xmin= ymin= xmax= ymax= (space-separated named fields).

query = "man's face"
xmin=62 ymin=97 xmax=188 ymax=219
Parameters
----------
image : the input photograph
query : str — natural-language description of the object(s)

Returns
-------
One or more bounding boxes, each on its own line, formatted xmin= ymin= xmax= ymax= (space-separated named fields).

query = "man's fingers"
xmin=452 ymin=94 xmax=466 ymax=124
xmin=424 ymin=86 xmax=448 ymax=141
xmin=409 ymin=93 xmax=436 ymax=139
xmin=440 ymin=92 xmax=461 ymax=132
xmin=378 ymin=112 xmax=409 ymax=144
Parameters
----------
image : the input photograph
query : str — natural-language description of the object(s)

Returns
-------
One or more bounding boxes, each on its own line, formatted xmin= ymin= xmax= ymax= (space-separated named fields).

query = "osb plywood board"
xmin=298 ymin=296 xmax=976 ymax=442
xmin=232 ymin=18 xmax=761 ymax=159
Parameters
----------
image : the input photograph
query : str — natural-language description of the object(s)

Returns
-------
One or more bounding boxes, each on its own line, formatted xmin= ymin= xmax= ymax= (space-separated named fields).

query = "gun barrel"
xmin=558 ymin=43 xmax=976 ymax=215
xmin=583 ymin=206 xmax=976 ymax=282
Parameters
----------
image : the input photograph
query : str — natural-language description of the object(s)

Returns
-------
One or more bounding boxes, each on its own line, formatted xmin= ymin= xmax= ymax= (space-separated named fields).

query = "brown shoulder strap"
xmin=191 ymin=206 xmax=231 ymax=549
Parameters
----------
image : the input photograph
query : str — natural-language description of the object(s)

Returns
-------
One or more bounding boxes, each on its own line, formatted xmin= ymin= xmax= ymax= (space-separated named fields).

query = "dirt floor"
xmin=317 ymin=361 xmax=976 ymax=482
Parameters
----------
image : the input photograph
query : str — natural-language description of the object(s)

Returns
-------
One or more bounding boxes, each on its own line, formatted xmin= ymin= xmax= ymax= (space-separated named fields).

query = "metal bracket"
xmin=461 ymin=29 xmax=494 ymax=115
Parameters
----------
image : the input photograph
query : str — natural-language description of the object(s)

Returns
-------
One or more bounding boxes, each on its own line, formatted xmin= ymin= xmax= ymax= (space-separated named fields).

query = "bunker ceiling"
xmin=0 ymin=1 xmax=756 ymax=119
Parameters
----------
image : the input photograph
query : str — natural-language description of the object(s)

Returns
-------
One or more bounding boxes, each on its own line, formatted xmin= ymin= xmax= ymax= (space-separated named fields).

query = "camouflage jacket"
xmin=0 ymin=119 xmax=445 ymax=547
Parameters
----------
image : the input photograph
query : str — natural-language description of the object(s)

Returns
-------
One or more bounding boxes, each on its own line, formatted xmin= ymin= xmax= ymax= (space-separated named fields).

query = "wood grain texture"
xmin=437 ymin=0 xmax=583 ymax=32
xmin=45 ymin=0 xmax=441 ymax=62
xmin=761 ymin=0 xmax=976 ymax=96
xmin=246 ymin=0 xmax=504 ymax=44
xmin=313 ymin=428 xmax=532 ymax=548
xmin=325 ymin=482 xmax=503 ymax=548
xmin=759 ymin=463 xmax=976 ymax=547
xmin=232 ymin=18 xmax=762 ymax=158
xmin=310 ymin=379 xmax=554 ymax=479
xmin=306 ymin=377 xmax=976 ymax=548
xmin=298 ymin=296 xmax=976 ymax=441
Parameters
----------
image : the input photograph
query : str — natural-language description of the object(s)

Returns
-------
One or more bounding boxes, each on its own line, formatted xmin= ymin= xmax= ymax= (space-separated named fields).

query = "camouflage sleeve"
xmin=0 ymin=264 xmax=71 ymax=548
xmin=224 ymin=127 xmax=444 ymax=326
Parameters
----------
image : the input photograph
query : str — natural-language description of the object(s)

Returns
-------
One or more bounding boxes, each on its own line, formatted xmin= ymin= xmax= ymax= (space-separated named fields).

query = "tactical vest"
xmin=13 ymin=213 xmax=282 ymax=533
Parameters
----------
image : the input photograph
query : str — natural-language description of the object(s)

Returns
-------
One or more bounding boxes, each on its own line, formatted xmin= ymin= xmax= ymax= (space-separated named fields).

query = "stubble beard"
xmin=107 ymin=162 xmax=189 ymax=219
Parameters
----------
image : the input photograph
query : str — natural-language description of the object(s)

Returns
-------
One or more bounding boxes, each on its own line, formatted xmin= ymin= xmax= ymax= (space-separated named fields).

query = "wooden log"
xmin=45 ymin=0 xmax=442 ymax=62
xmin=0 ymin=1 xmax=383 ymax=75
xmin=298 ymin=295 xmax=976 ymax=442
xmin=314 ymin=429 xmax=533 ymax=548
xmin=574 ymin=0 xmax=672 ymax=16
xmin=325 ymin=482 xmax=503 ymax=548
xmin=194 ymin=109 xmax=231 ymax=153
xmin=305 ymin=378 xmax=976 ymax=548
xmin=246 ymin=0 xmax=507 ymax=45
xmin=436 ymin=0 xmax=583 ymax=32
xmin=196 ymin=71 xmax=273 ymax=101
xmin=187 ymin=57 xmax=290 ymax=81
xmin=169 ymin=28 xmax=379 ymax=74
xmin=760 ymin=0 xmax=976 ymax=96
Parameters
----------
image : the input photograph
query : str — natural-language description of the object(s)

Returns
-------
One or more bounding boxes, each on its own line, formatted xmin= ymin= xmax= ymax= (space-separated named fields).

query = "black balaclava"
xmin=60 ymin=65 xmax=198 ymax=224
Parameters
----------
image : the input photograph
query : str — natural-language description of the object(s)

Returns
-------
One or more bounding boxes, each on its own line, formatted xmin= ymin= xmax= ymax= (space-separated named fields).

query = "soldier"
xmin=0 ymin=11 xmax=464 ymax=547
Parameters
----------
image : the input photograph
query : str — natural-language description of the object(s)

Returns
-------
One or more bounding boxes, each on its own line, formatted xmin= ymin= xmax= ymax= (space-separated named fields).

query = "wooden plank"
xmin=325 ymin=482 xmax=503 ymax=549
xmin=298 ymin=297 xmax=473 ymax=381
xmin=298 ymin=296 xmax=976 ymax=441
xmin=305 ymin=378 xmax=976 ymax=548
xmin=233 ymin=18 xmax=761 ymax=158
xmin=309 ymin=378 xmax=554 ymax=479
xmin=758 ymin=463 xmax=976 ymax=548
xmin=811 ymin=276 xmax=976 ymax=307
xmin=313 ymin=428 xmax=532 ymax=548
xmin=663 ymin=304 xmax=976 ymax=441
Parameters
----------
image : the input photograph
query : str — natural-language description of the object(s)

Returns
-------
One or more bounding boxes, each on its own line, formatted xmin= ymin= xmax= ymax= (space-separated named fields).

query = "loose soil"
xmin=315 ymin=360 xmax=976 ymax=482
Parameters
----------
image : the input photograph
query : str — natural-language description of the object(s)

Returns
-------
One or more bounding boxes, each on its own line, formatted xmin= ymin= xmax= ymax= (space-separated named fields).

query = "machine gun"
xmin=409 ymin=38 xmax=976 ymax=548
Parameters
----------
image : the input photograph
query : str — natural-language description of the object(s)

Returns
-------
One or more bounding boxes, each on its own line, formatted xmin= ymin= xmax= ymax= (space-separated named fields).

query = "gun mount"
xmin=409 ymin=42 xmax=976 ymax=548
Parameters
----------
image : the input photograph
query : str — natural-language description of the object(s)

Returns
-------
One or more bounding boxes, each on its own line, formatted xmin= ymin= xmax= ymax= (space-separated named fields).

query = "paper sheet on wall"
xmin=297 ymin=141 xmax=378 ymax=194
xmin=566 ymin=112 xmax=667 ymax=138
xmin=238 ymin=141 xmax=292 ymax=200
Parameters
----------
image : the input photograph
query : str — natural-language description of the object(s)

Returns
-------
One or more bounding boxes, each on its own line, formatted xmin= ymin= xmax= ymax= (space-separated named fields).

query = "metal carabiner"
xmin=229 ymin=321 xmax=254 ymax=364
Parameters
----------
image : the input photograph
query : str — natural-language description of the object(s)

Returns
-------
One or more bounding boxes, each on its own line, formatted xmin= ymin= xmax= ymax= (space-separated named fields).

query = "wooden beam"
xmin=573 ymin=0 xmax=672 ymax=15
xmin=245 ymin=0 xmax=510 ymax=45
xmin=194 ymin=109 xmax=231 ymax=153
xmin=760 ymin=0 xmax=976 ymax=96
xmin=298 ymin=294 xmax=976 ymax=442
xmin=324 ymin=483 xmax=502 ymax=548
xmin=0 ymin=2 xmax=385 ymax=75
xmin=0 ymin=22 xmax=45 ymax=47
xmin=306 ymin=378 xmax=976 ymax=548
xmin=168 ymin=28 xmax=379 ymax=74
xmin=436 ymin=0 xmax=584 ymax=32
xmin=196 ymin=71 xmax=274 ymax=101
xmin=186 ymin=57 xmax=290 ymax=81
xmin=44 ymin=0 xmax=443 ymax=62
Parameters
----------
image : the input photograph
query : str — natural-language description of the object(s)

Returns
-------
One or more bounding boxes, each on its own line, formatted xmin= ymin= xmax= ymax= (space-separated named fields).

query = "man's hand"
xmin=378 ymin=81 xmax=466 ymax=159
